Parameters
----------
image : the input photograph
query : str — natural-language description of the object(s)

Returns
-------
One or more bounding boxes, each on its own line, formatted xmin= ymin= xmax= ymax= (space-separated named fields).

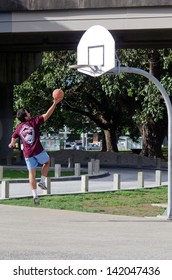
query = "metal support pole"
xmin=110 ymin=66 xmax=172 ymax=218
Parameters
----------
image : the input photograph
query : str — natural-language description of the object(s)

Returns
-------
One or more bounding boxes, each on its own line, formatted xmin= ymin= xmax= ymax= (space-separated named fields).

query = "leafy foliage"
xmin=13 ymin=48 xmax=172 ymax=155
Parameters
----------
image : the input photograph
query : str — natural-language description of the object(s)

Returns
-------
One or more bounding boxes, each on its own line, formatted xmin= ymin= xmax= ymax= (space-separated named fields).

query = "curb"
xmin=0 ymin=171 xmax=110 ymax=184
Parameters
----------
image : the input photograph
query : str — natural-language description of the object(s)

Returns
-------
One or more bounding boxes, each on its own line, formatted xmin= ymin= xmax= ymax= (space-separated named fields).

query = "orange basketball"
xmin=52 ymin=89 xmax=64 ymax=100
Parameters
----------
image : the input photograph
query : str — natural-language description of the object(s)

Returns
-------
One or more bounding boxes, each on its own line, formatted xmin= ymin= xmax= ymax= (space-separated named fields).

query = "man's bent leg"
xmin=41 ymin=158 xmax=50 ymax=177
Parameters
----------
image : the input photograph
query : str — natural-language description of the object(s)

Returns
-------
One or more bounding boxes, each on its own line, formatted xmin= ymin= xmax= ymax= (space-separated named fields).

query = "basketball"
xmin=52 ymin=89 xmax=64 ymax=100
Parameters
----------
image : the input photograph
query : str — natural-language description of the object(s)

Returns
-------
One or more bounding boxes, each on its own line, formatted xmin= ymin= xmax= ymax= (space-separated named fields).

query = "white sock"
xmin=32 ymin=189 xmax=38 ymax=198
xmin=41 ymin=175 xmax=46 ymax=183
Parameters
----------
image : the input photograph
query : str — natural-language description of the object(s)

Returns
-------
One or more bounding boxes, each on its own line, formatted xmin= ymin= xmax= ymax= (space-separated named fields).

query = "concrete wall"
xmin=48 ymin=150 xmax=166 ymax=169
xmin=0 ymin=0 xmax=171 ymax=12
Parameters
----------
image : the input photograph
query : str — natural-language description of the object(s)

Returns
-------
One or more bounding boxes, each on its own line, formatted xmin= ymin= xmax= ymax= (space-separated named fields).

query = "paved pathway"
xmin=0 ymin=204 xmax=172 ymax=260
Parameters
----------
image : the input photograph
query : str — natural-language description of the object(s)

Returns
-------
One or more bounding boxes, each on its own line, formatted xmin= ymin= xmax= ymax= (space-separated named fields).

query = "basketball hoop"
xmin=69 ymin=64 xmax=103 ymax=77
xmin=70 ymin=25 xmax=115 ymax=77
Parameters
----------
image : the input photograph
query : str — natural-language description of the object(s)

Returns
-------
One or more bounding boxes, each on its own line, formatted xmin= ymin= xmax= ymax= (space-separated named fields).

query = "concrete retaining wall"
xmin=49 ymin=150 xmax=167 ymax=169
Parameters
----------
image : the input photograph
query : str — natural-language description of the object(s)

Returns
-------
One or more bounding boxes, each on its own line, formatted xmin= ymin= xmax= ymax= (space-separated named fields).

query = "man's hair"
xmin=16 ymin=108 xmax=27 ymax=122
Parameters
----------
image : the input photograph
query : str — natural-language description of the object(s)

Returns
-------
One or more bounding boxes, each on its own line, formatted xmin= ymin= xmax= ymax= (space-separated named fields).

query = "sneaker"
xmin=33 ymin=197 xmax=40 ymax=206
xmin=38 ymin=181 xmax=47 ymax=190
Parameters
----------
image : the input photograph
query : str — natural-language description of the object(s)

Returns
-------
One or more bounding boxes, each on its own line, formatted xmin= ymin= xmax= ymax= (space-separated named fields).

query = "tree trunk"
xmin=102 ymin=128 xmax=118 ymax=152
xmin=141 ymin=49 xmax=165 ymax=158
xmin=140 ymin=118 xmax=165 ymax=158
xmin=149 ymin=49 xmax=161 ymax=78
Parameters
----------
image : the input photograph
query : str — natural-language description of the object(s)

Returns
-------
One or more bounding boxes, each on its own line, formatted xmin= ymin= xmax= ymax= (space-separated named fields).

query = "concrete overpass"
xmin=1 ymin=0 xmax=172 ymax=161
xmin=1 ymin=0 xmax=172 ymax=51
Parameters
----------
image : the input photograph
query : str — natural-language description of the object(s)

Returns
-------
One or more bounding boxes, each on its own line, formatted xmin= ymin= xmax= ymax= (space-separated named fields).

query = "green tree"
xmin=118 ymin=48 xmax=170 ymax=158
xmin=14 ymin=51 xmax=138 ymax=151
xmin=14 ymin=49 xmax=172 ymax=156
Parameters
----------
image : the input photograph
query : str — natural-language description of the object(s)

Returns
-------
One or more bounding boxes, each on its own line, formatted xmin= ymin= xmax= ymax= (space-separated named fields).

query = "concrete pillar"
xmin=94 ymin=159 xmax=100 ymax=173
xmin=43 ymin=177 xmax=51 ymax=195
xmin=68 ymin=157 xmax=74 ymax=168
xmin=0 ymin=166 xmax=3 ymax=179
xmin=55 ymin=164 xmax=61 ymax=177
xmin=91 ymin=158 xmax=95 ymax=171
xmin=0 ymin=52 xmax=42 ymax=162
xmin=0 ymin=52 xmax=42 ymax=85
xmin=138 ymin=171 xmax=144 ymax=188
xmin=75 ymin=163 xmax=80 ymax=176
xmin=1 ymin=180 xmax=9 ymax=198
xmin=81 ymin=175 xmax=89 ymax=192
xmin=155 ymin=170 xmax=162 ymax=186
xmin=0 ymin=85 xmax=13 ymax=163
xmin=113 ymin=173 xmax=120 ymax=190
xmin=88 ymin=161 xmax=93 ymax=175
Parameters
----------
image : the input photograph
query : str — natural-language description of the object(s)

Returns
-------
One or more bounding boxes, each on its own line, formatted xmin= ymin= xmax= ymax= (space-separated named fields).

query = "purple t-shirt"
xmin=12 ymin=116 xmax=44 ymax=158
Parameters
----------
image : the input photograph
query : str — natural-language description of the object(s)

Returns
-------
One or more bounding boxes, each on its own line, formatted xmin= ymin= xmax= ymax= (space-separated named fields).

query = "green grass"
xmin=2 ymin=169 xmax=76 ymax=179
xmin=0 ymin=186 xmax=168 ymax=217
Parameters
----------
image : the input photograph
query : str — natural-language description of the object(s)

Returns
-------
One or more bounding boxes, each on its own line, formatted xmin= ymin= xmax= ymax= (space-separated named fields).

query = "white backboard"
xmin=77 ymin=25 xmax=115 ymax=77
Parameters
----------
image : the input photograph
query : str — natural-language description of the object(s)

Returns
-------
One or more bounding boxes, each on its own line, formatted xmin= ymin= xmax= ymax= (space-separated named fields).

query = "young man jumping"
xmin=8 ymin=94 xmax=63 ymax=205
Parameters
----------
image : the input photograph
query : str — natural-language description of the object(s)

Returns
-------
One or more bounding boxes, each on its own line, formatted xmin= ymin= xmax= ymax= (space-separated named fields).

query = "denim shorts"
xmin=25 ymin=150 xmax=50 ymax=170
